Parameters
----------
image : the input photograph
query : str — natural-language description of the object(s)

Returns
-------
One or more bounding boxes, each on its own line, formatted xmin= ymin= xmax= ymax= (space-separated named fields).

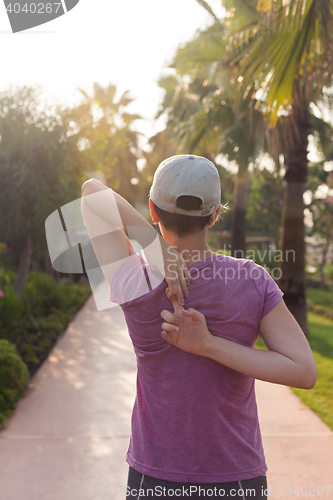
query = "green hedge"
xmin=0 ymin=268 xmax=91 ymax=377
xmin=0 ymin=339 xmax=29 ymax=427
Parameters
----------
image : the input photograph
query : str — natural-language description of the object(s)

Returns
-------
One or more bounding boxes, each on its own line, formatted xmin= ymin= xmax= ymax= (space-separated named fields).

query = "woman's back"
xmin=109 ymin=252 xmax=283 ymax=483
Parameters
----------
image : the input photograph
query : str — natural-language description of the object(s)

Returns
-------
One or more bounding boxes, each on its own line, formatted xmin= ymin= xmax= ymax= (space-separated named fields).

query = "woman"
xmin=81 ymin=154 xmax=317 ymax=500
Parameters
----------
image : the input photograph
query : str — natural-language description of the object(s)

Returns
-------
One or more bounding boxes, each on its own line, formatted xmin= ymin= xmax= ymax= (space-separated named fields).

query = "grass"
xmin=307 ymin=288 xmax=333 ymax=309
xmin=306 ymin=286 xmax=333 ymax=321
xmin=256 ymin=312 xmax=333 ymax=432
xmin=291 ymin=313 xmax=333 ymax=431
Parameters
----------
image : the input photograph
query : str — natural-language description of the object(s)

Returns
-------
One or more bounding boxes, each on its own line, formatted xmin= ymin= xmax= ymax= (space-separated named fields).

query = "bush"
xmin=22 ymin=271 xmax=90 ymax=316
xmin=0 ymin=282 xmax=30 ymax=343
xmin=0 ymin=339 xmax=29 ymax=428
xmin=0 ymin=266 xmax=16 ymax=289
xmin=0 ymin=269 xmax=91 ymax=428
xmin=0 ymin=269 xmax=91 ymax=377
xmin=22 ymin=271 xmax=63 ymax=316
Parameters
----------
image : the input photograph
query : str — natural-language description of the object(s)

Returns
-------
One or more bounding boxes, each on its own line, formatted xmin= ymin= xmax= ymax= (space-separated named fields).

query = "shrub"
xmin=0 ymin=339 xmax=29 ymax=428
xmin=0 ymin=266 xmax=16 ymax=289
xmin=0 ymin=283 xmax=30 ymax=342
xmin=0 ymin=269 xmax=91 ymax=378
xmin=22 ymin=271 xmax=63 ymax=316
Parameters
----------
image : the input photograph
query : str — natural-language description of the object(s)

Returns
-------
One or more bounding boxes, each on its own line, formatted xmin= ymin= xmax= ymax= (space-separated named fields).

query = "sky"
xmin=0 ymin=0 xmax=225 ymax=147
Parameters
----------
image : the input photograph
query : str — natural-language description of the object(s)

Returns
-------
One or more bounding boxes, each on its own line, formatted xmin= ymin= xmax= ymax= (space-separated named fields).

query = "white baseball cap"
xmin=149 ymin=154 xmax=221 ymax=217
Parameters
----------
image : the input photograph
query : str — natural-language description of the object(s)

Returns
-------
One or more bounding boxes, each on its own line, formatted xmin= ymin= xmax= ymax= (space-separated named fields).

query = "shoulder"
xmin=245 ymin=260 xmax=284 ymax=318
xmin=109 ymin=253 xmax=148 ymax=305
xmin=213 ymin=255 xmax=278 ymax=292
xmin=226 ymin=257 xmax=284 ymax=319
xmin=213 ymin=254 xmax=269 ymax=279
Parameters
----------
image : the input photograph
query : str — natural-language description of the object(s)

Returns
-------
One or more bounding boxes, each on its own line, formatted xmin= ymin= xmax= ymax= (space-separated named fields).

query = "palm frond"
xmin=196 ymin=0 xmax=219 ymax=20
xmin=225 ymin=0 xmax=333 ymax=121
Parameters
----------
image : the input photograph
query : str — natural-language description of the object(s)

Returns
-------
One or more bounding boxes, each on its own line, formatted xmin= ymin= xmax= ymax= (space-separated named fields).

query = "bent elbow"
xmin=300 ymin=362 xmax=318 ymax=390
xmin=301 ymin=378 xmax=317 ymax=390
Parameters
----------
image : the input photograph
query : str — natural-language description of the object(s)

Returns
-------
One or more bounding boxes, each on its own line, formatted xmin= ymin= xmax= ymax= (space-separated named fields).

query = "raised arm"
xmin=81 ymin=179 xmax=190 ymax=304
xmin=160 ymin=295 xmax=317 ymax=390
xmin=81 ymin=180 xmax=135 ymax=286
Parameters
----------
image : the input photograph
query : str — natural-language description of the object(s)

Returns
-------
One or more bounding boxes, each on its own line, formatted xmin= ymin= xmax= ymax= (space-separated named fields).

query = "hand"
xmin=161 ymin=239 xmax=191 ymax=306
xmin=146 ymin=237 xmax=191 ymax=306
xmin=160 ymin=291 xmax=212 ymax=356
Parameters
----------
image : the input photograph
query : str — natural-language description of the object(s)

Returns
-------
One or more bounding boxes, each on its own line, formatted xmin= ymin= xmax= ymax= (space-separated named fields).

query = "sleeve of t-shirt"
xmin=109 ymin=252 xmax=150 ymax=305
xmin=251 ymin=261 xmax=284 ymax=319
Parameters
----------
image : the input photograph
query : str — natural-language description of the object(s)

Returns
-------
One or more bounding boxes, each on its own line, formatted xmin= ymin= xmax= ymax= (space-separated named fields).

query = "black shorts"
xmin=126 ymin=466 xmax=267 ymax=499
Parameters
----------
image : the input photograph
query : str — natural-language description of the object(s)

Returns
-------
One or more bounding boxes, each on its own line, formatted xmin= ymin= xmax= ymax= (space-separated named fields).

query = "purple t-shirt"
xmin=109 ymin=252 xmax=283 ymax=483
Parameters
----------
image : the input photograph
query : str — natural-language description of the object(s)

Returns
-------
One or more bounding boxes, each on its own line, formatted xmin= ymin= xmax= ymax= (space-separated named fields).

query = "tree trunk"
xmin=278 ymin=102 xmax=311 ymax=335
xmin=231 ymin=169 xmax=248 ymax=258
xmin=278 ymin=181 xmax=308 ymax=334
xmin=319 ymin=240 xmax=329 ymax=287
xmin=13 ymin=235 xmax=33 ymax=296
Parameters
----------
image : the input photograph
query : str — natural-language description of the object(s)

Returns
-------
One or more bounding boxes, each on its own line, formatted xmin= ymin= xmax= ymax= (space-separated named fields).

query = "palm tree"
xmin=60 ymin=82 xmax=142 ymax=204
xmin=224 ymin=0 xmax=333 ymax=333
xmin=157 ymin=18 xmax=271 ymax=257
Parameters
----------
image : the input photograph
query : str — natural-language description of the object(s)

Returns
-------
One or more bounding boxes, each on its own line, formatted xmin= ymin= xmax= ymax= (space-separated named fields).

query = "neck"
xmin=160 ymin=227 xmax=214 ymax=263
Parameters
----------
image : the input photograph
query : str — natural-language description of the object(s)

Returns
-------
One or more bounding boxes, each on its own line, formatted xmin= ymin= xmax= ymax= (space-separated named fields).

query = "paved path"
xmin=0 ymin=289 xmax=333 ymax=500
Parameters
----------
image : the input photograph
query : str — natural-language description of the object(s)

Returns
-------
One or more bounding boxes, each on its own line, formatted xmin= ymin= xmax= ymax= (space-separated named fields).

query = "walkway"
xmin=0 ymin=288 xmax=332 ymax=500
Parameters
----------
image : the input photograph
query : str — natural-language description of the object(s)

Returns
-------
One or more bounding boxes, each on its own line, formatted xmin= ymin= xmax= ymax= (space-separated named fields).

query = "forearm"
xmin=162 ymin=297 xmax=316 ymax=388
xmin=202 ymin=334 xmax=314 ymax=389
